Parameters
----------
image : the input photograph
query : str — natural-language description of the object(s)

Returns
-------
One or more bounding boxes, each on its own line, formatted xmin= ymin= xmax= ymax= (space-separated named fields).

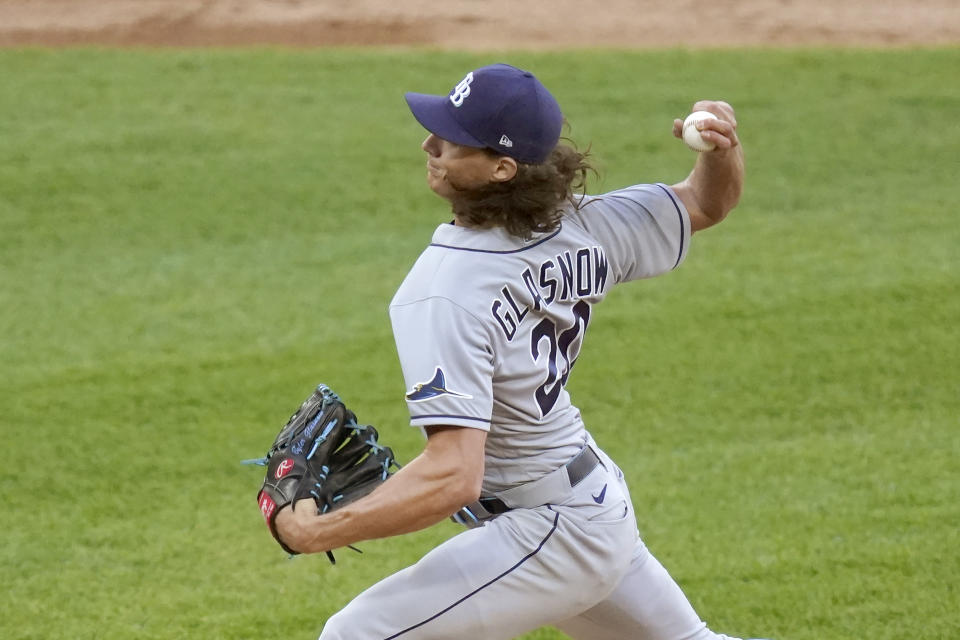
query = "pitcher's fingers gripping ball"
xmin=245 ymin=384 xmax=401 ymax=563
xmin=681 ymin=111 xmax=719 ymax=151
xmin=673 ymin=100 xmax=740 ymax=152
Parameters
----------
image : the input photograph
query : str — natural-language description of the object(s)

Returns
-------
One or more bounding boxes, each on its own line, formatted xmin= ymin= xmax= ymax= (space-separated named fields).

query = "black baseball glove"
xmin=247 ymin=384 xmax=400 ymax=562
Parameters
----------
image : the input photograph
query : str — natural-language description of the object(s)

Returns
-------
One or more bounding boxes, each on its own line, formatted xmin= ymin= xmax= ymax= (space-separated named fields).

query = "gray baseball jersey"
xmin=390 ymin=183 xmax=690 ymax=493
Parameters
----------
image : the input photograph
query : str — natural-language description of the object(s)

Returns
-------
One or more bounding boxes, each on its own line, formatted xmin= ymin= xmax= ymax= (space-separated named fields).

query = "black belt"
xmin=478 ymin=446 xmax=602 ymax=515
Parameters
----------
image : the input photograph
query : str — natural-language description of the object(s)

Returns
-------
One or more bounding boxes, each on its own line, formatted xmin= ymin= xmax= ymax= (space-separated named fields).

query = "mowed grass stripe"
xmin=1 ymin=48 xmax=957 ymax=640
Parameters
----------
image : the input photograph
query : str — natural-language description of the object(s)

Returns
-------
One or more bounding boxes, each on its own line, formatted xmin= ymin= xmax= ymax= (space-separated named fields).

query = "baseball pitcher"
xmin=270 ymin=63 xmax=769 ymax=640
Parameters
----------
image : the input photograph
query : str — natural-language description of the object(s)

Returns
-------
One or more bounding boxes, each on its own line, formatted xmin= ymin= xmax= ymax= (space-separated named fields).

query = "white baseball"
xmin=682 ymin=110 xmax=719 ymax=152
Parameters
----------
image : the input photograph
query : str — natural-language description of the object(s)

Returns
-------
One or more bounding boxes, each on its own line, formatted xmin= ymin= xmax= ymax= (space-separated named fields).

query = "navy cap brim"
xmin=404 ymin=92 xmax=487 ymax=149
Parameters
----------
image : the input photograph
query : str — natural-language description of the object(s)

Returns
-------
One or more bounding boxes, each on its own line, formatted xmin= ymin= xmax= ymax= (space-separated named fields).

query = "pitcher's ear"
xmin=491 ymin=156 xmax=518 ymax=183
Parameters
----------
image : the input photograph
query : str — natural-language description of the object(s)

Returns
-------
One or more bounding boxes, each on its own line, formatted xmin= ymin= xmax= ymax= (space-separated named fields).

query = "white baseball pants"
xmin=319 ymin=447 xmax=751 ymax=640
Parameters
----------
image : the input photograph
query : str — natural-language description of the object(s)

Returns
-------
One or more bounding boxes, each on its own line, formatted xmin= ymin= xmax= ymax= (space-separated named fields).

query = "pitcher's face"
xmin=421 ymin=134 xmax=512 ymax=200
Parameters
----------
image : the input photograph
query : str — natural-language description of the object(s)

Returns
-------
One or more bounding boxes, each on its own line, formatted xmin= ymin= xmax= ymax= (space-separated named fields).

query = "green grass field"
xmin=2 ymin=47 xmax=958 ymax=640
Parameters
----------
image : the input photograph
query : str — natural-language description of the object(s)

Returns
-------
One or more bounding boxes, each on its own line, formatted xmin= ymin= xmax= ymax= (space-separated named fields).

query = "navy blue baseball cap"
xmin=405 ymin=63 xmax=563 ymax=165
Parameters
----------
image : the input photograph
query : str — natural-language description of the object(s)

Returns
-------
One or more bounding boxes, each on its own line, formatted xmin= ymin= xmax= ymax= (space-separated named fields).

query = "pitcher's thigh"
xmin=556 ymin=541 xmax=717 ymax=640
xmin=321 ymin=507 xmax=631 ymax=640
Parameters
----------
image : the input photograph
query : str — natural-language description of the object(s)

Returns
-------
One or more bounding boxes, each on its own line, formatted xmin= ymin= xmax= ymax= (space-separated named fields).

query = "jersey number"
xmin=530 ymin=300 xmax=591 ymax=416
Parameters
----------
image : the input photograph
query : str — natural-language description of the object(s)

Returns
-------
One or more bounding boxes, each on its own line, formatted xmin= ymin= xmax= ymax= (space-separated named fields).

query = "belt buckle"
xmin=450 ymin=497 xmax=510 ymax=529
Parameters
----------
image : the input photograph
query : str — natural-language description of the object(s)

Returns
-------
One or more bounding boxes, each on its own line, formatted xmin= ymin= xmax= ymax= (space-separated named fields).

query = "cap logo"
xmin=449 ymin=72 xmax=474 ymax=108
xmin=499 ymin=134 xmax=513 ymax=148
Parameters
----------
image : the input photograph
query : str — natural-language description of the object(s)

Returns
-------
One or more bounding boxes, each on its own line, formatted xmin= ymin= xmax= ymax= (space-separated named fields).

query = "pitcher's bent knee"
xmin=317 ymin=609 xmax=349 ymax=640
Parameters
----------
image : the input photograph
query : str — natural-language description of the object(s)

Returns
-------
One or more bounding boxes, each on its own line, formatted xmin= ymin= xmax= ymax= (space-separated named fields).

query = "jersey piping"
xmin=408 ymin=413 xmax=490 ymax=424
xmin=428 ymin=224 xmax=564 ymax=255
xmin=654 ymin=183 xmax=687 ymax=269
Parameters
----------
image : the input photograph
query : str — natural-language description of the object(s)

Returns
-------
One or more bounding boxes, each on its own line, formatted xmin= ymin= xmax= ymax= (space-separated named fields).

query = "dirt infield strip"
xmin=1 ymin=0 xmax=958 ymax=48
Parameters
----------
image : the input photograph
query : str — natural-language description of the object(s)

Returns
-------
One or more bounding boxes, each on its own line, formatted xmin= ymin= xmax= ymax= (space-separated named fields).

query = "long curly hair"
xmin=448 ymin=141 xmax=594 ymax=238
